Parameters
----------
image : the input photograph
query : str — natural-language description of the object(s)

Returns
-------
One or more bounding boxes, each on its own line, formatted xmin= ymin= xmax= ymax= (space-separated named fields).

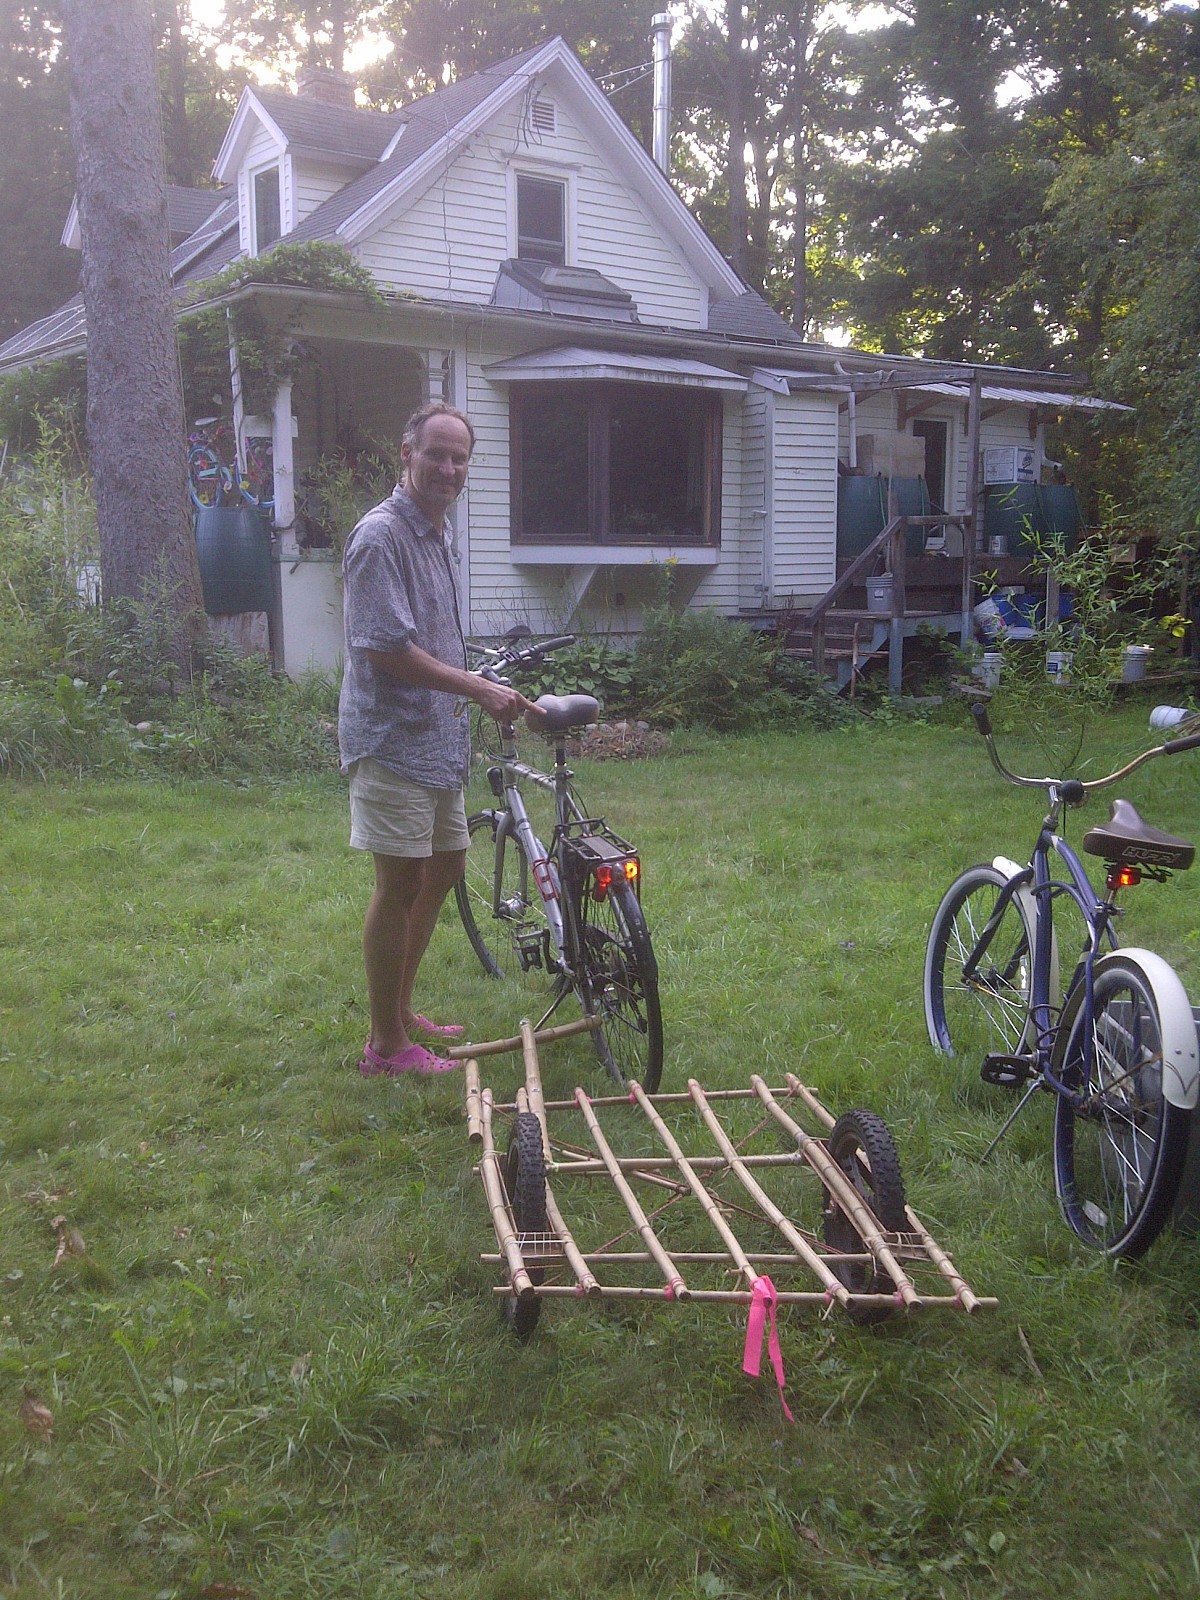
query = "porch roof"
xmin=483 ymin=345 xmax=748 ymax=391
xmin=900 ymin=380 xmax=1133 ymax=415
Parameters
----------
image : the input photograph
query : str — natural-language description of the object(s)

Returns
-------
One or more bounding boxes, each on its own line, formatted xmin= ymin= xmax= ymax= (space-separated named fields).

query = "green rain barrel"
xmin=194 ymin=505 xmax=273 ymax=615
xmin=1039 ymin=483 xmax=1082 ymax=554
xmin=887 ymin=476 xmax=931 ymax=556
xmin=836 ymin=474 xmax=887 ymax=560
xmin=984 ymin=483 xmax=1044 ymax=559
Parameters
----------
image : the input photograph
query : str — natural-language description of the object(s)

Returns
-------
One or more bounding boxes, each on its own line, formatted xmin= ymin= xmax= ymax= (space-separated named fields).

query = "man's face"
xmin=402 ymin=414 xmax=472 ymax=522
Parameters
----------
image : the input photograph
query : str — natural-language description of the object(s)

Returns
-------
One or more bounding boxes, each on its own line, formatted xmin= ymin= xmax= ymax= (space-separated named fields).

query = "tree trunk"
xmin=789 ymin=4 xmax=814 ymax=332
xmin=724 ymin=0 xmax=751 ymax=280
xmin=159 ymin=2 xmax=192 ymax=187
xmin=63 ymin=0 xmax=204 ymax=670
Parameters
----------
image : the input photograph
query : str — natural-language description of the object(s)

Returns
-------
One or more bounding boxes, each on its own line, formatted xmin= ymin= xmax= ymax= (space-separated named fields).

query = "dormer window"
xmin=253 ymin=165 xmax=281 ymax=253
xmin=516 ymin=174 xmax=565 ymax=265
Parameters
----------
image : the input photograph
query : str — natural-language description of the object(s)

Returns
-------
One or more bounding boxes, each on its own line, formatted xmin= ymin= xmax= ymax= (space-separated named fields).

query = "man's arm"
xmin=366 ymin=642 xmax=540 ymax=723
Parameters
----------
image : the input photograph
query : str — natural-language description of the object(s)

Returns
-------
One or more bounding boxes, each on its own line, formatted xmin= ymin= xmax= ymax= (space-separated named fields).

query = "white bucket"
xmin=866 ymin=576 xmax=894 ymax=615
xmin=974 ymin=652 xmax=1003 ymax=691
xmin=1150 ymin=705 xmax=1189 ymax=731
xmin=1046 ymin=651 xmax=1072 ymax=685
xmin=1121 ymin=644 xmax=1153 ymax=683
xmin=973 ymin=597 xmax=1005 ymax=642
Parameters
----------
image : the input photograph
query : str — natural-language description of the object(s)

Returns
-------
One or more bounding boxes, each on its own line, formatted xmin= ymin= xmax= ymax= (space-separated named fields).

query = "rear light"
xmin=624 ymin=858 xmax=639 ymax=883
xmin=595 ymin=864 xmax=613 ymax=895
xmin=1108 ymin=865 xmax=1141 ymax=890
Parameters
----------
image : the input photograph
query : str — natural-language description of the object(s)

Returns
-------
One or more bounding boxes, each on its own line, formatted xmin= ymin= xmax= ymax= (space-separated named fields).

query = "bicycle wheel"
xmin=502 ymin=1112 xmax=547 ymax=1338
xmin=1052 ymin=950 xmax=1193 ymax=1258
xmin=187 ymin=443 xmax=230 ymax=509
xmin=240 ymin=437 xmax=274 ymax=508
xmin=571 ymin=875 xmax=663 ymax=1092
xmin=924 ymin=864 xmax=1036 ymax=1064
xmin=455 ymin=811 xmax=550 ymax=981
xmin=822 ymin=1109 xmax=908 ymax=1326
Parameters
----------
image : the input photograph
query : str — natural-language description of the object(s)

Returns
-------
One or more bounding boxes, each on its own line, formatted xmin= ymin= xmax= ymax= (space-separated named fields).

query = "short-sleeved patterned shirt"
xmin=337 ymin=486 xmax=471 ymax=789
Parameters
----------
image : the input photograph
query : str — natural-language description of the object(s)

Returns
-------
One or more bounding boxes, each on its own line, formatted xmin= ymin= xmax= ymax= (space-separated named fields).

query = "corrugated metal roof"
xmin=908 ymin=381 xmax=1132 ymax=414
xmin=484 ymin=345 xmax=747 ymax=390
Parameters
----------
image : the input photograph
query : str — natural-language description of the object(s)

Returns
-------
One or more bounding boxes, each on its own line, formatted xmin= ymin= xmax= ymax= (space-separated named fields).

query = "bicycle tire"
xmin=1052 ymin=949 xmax=1194 ymax=1258
xmin=571 ymin=875 xmax=663 ymax=1093
xmin=924 ymin=864 xmax=1037 ymax=1064
xmin=187 ymin=443 xmax=231 ymax=509
xmin=240 ymin=438 xmax=275 ymax=508
xmin=502 ymin=1112 xmax=548 ymax=1338
xmin=822 ymin=1109 xmax=908 ymax=1326
xmin=455 ymin=811 xmax=550 ymax=982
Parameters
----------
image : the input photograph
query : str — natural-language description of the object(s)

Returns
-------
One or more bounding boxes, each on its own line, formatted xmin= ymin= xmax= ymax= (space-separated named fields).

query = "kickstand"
xmin=534 ymin=978 xmax=572 ymax=1034
xmin=980 ymin=1077 xmax=1044 ymax=1163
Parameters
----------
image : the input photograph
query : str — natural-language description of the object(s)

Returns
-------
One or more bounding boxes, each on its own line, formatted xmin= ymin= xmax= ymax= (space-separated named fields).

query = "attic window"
xmin=516 ymin=174 xmax=565 ymax=265
xmin=530 ymin=97 xmax=556 ymax=135
xmin=253 ymin=165 xmax=281 ymax=253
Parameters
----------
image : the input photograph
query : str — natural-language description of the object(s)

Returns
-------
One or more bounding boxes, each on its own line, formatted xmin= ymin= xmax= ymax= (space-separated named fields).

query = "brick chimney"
xmin=295 ymin=64 xmax=357 ymax=109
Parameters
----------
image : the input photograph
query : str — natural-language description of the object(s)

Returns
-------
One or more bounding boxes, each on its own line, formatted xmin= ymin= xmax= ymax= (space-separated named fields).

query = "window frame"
xmin=510 ymin=381 xmax=723 ymax=548
xmin=250 ymin=160 xmax=283 ymax=255
xmin=509 ymin=165 xmax=573 ymax=266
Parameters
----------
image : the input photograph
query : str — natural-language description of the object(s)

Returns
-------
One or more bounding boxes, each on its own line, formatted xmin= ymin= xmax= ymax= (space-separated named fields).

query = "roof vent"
xmin=530 ymin=96 xmax=556 ymax=135
xmin=492 ymin=259 xmax=638 ymax=322
xmin=295 ymin=64 xmax=357 ymax=109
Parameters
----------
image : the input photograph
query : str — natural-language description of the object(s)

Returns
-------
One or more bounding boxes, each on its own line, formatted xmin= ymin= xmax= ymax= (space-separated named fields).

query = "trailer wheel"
xmin=822 ymin=1109 xmax=907 ymax=1326
xmin=502 ymin=1112 xmax=548 ymax=1338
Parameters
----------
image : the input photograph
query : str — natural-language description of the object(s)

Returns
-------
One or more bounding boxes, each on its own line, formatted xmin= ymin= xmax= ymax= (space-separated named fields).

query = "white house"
xmin=0 ymin=35 xmax=1125 ymax=681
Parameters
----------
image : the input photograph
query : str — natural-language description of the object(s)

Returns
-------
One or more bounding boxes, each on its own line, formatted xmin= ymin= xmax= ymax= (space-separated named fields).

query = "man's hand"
xmin=474 ymin=677 xmax=541 ymax=724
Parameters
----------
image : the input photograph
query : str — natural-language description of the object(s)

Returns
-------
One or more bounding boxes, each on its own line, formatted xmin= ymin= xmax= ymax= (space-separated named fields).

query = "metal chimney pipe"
xmin=651 ymin=12 xmax=672 ymax=175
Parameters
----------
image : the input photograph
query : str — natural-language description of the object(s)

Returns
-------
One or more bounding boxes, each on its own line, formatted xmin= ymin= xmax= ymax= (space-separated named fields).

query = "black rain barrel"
xmin=836 ymin=474 xmax=887 ymax=560
xmin=194 ymin=505 xmax=273 ymax=615
xmin=984 ymin=482 xmax=1044 ymax=559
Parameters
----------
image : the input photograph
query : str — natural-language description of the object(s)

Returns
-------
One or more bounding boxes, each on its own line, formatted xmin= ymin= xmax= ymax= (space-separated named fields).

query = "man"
xmin=338 ymin=402 xmax=539 ymax=1077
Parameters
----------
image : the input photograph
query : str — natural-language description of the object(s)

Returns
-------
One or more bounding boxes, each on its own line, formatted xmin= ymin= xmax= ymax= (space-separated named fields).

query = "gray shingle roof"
xmin=167 ymin=185 xmax=231 ymax=240
xmin=250 ymin=86 xmax=398 ymax=164
xmin=707 ymin=291 xmax=805 ymax=344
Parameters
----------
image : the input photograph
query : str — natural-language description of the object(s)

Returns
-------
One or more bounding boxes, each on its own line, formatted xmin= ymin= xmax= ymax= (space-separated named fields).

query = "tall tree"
xmin=62 ymin=0 xmax=202 ymax=662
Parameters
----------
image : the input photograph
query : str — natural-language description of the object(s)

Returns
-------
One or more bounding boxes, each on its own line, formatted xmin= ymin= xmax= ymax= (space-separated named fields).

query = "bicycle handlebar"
xmin=970 ymin=701 xmax=1200 ymax=798
xmin=467 ymin=633 xmax=575 ymax=682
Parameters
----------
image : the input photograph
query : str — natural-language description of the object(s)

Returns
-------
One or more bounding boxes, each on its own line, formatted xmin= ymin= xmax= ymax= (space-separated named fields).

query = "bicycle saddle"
xmin=1082 ymin=797 xmax=1194 ymax=871
xmin=528 ymin=694 xmax=599 ymax=733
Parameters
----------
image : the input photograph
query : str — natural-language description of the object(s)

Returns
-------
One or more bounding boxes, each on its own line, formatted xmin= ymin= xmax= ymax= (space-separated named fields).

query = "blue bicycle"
xmin=924 ymin=704 xmax=1200 ymax=1257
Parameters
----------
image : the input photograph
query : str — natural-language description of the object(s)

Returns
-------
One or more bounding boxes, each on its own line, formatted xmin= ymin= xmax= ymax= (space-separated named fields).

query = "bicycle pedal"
xmin=981 ymin=1054 xmax=1037 ymax=1087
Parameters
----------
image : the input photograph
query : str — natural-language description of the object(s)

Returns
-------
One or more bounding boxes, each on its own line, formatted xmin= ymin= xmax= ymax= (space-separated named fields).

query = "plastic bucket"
xmin=866 ymin=576 xmax=894 ymax=614
xmin=1121 ymin=645 xmax=1152 ymax=683
xmin=974 ymin=652 xmax=1003 ymax=691
xmin=1046 ymin=651 xmax=1072 ymax=685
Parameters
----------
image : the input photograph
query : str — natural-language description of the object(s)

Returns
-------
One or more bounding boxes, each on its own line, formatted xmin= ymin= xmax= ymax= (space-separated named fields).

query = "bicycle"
xmin=454 ymin=629 xmax=664 ymax=1093
xmin=239 ymin=433 xmax=274 ymax=510
xmin=187 ymin=417 xmax=238 ymax=509
xmin=923 ymin=702 xmax=1200 ymax=1258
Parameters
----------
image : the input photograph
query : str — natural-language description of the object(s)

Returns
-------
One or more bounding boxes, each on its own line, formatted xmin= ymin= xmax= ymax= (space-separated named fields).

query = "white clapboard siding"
xmin=736 ymin=385 xmax=769 ymax=608
xmin=238 ymin=123 xmax=283 ymax=253
xmin=357 ymin=97 xmax=706 ymax=327
xmin=293 ymin=160 xmax=350 ymax=226
xmin=768 ymin=392 xmax=840 ymax=602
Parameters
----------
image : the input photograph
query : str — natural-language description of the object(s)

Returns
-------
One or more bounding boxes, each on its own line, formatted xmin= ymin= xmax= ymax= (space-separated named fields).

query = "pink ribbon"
xmin=742 ymin=1275 xmax=794 ymax=1422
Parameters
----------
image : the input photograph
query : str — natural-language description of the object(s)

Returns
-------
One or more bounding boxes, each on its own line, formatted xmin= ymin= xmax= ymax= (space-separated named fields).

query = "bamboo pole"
xmin=753 ymin=1077 xmax=920 ymax=1310
xmin=520 ymin=1020 xmax=551 ymax=1163
xmin=574 ymin=1088 xmax=689 ymax=1299
xmin=499 ymin=1084 xmax=806 ymax=1113
xmin=627 ymin=1081 xmax=761 ymax=1292
xmin=478 ymin=1090 xmax=535 ymax=1301
xmin=686 ymin=1079 xmax=849 ymax=1304
xmin=447 ymin=1014 xmax=600 ymax=1061
xmin=546 ymin=1152 xmax=805 ymax=1175
xmin=903 ymin=1206 xmax=985 ymax=1312
xmin=542 ymin=1180 xmax=601 ymax=1297
xmin=784 ymin=1072 xmax=836 ymax=1131
xmin=464 ymin=1058 xmax=483 ymax=1143
xmin=488 ymin=1284 xmax=974 ymax=1306
xmin=482 ymin=1249 xmax=866 ymax=1266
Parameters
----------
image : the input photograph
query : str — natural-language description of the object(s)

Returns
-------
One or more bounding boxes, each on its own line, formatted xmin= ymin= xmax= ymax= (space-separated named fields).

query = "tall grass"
xmin=2 ymin=708 xmax=1199 ymax=1598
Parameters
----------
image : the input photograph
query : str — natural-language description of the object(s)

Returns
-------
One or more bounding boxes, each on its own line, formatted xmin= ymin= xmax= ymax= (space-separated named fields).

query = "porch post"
xmin=961 ymin=373 xmax=982 ymax=645
xmin=272 ymin=377 xmax=296 ymax=553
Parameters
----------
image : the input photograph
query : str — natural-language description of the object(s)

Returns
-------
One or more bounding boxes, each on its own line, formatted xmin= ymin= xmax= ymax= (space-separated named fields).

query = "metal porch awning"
xmin=483 ymin=345 xmax=747 ymax=391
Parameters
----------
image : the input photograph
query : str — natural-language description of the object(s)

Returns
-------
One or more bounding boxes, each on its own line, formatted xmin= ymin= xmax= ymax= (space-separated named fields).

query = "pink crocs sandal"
xmin=358 ymin=1042 xmax=458 ymax=1078
xmin=409 ymin=1014 xmax=466 ymax=1039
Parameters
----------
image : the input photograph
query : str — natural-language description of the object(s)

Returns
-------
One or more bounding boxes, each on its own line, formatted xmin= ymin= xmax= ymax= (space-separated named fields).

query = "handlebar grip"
xmin=534 ymin=634 xmax=576 ymax=654
xmin=971 ymin=703 xmax=993 ymax=738
xmin=1162 ymin=731 xmax=1200 ymax=756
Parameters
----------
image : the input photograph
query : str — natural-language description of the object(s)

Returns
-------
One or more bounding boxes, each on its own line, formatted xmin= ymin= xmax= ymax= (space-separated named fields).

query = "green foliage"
xmin=180 ymin=241 xmax=384 ymax=415
xmin=508 ymin=635 xmax=637 ymax=711
xmin=0 ymin=362 xmax=86 ymax=458
xmin=629 ymin=599 xmax=778 ymax=730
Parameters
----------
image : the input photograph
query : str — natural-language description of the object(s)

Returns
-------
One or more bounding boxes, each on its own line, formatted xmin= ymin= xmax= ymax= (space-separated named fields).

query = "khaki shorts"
xmin=348 ymin=758 xmax=470 ymax=856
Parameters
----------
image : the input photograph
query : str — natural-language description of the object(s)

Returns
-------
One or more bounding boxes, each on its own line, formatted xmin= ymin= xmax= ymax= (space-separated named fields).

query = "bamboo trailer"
xmin=454 ymin=1019 xmax=997 ymax=1343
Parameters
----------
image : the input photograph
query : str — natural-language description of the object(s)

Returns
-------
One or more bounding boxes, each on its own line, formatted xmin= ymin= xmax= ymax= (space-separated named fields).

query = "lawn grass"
xmin=2 ymin=702 xmax=1199 ymax=1599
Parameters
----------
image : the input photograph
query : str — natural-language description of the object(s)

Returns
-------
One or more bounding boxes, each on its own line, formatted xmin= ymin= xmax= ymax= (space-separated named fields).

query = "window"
xmin=253 ymin=165 xmax=281 ymax=253
xmin=516 ymin=174 xmax=565 ymax=264
xmin=511 ymin=383 xmax=722 ymax=546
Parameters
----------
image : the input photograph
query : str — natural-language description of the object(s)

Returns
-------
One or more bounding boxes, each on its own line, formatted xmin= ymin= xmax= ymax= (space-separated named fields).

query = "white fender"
xmin=1100 ymin=948 xmax=1199 ymax=1110
xmin=993 ymin=854 xmax=1059 ymax=1011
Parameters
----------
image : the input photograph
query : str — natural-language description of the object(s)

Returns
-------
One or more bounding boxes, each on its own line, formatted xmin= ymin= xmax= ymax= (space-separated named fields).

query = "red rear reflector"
xmin=595 ymin=865 xmax=613 ymax=895
xmin=1108 ymin=865 xmax=1141 ymax=890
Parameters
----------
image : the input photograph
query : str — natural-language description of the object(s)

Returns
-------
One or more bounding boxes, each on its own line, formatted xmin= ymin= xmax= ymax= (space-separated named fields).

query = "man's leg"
xmin=363 ymin=848 xmax=465 ymax=1059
